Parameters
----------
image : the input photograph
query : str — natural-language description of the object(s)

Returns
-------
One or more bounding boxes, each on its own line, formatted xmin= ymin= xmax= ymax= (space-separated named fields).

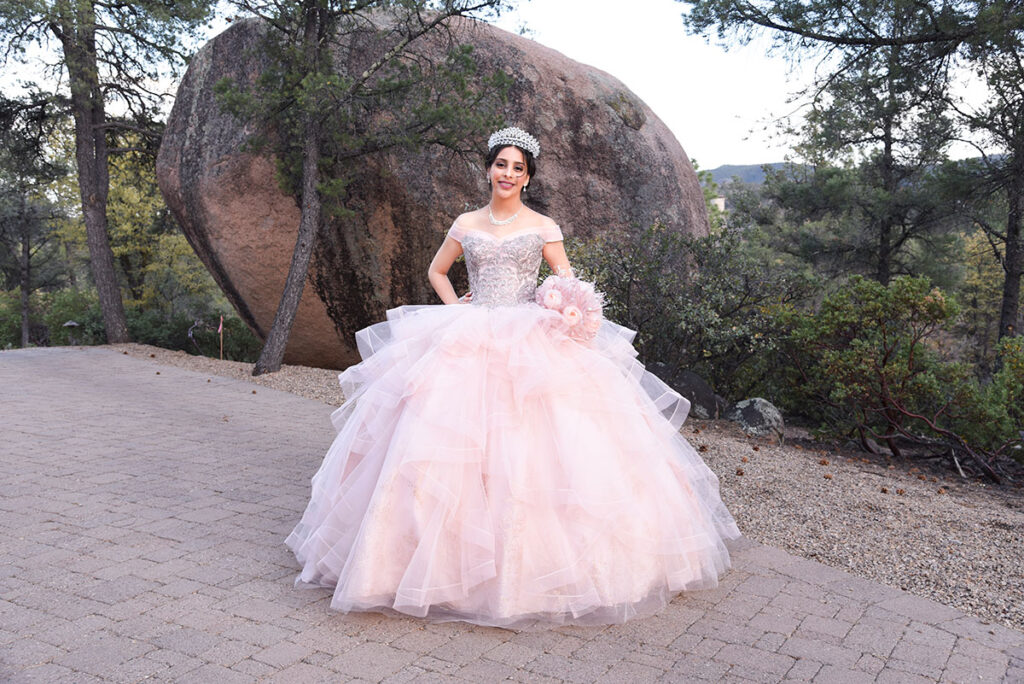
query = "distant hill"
xmin=708 ymin=162 xmax=792 ymax=186
xmin=709 ymin=156 xmax=998 ymax=187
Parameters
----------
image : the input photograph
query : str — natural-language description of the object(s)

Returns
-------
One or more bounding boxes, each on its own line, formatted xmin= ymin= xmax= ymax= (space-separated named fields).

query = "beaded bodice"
xmin=447 ymin=223 xmax=564 ymax=308
xmin=462 ymin=232 xmax=545 ymax=307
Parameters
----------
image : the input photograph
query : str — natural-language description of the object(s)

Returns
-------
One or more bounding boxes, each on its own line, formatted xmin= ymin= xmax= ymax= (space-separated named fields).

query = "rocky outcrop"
xmin=157 ymin=17 xmax=710 ymax=369
xmin=726 ymin=398 xmax=785 ymax=441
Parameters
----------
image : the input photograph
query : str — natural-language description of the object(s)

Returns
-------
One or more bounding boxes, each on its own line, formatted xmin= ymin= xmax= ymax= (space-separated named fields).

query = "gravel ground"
xmin=112 ymin=343 xmax=1024 ymax=634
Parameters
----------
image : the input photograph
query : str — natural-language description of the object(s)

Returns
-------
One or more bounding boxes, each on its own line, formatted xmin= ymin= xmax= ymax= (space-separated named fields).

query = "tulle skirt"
xmin=285 ymin=303 xmax=740 ymax=628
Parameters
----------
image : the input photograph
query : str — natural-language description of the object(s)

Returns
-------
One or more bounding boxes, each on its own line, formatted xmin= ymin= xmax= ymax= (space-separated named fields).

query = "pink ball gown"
xmin=285 ymin=222 xmax=740 ymax=627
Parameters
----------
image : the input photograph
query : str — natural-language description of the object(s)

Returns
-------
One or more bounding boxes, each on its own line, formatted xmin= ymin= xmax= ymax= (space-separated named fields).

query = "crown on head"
xmin=488 ymin=126 xmax=540 ymax=158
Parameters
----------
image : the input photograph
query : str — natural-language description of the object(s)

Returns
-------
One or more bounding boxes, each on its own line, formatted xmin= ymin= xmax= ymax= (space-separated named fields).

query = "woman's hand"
xmin=458 ymin=291 xmax=473 ymax=304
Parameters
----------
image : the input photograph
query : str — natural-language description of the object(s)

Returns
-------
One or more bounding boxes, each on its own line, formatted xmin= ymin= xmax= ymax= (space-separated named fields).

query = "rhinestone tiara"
xmin=488 ymin=126 xmax=540 ymax=158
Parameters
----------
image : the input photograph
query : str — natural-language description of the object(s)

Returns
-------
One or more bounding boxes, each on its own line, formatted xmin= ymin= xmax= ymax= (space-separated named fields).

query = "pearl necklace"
xmin=488 ymin=204 xmax=522 ymax=226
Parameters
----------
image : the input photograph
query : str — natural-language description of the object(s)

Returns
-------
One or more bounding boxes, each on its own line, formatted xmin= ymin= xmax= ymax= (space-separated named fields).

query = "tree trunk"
xmin=54 ymin=3 xmax=129 ymax=343
xmin=252 ymin=1 xmax=325 ymax=376
xmin=877 ymin=218 xmax=893 ymax=285
xmin=63 ymin=239 xmax=77 ymax=289
xmin=19 ymin=197 xmax=30 ymax=348
xmin=998 ymin=173 xmax=1023 ymax=339
xmin=876 ymin=83 xmax=896 ymax=286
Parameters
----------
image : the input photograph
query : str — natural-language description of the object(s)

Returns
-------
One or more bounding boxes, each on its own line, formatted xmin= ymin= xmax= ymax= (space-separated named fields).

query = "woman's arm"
xmin=543 ymin=240 xmax=573 ymax=277
xmin=428 ymin=237 xmax=464 ymax=304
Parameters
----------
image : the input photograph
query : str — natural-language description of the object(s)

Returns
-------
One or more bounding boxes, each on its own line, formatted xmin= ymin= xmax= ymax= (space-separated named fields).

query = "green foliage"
xmin=140 ymin=233 xmax=226 ymax=316
xmin=692 ymin=160 xmax=725 ymax=232
xmin=569 ymin=222 xmax=815 ymax=399
xmin=784 ymin=275 xmax=957 ymax=430
xmin=0 ymin=283 xmax=260 ymax=361
xmin=95 ymin=140 xmax=228 ymax=318
xmin=0 ymin=289 xmax=19 ymax=347
xmin=193 ymin=315 xmax=263 ymax=362
xmin=948 ymin=229 xmax=1004 ymax=370
xmin=216 ymin=1 xmax=510 ymax=216
xmin=736 ymin=159 xmax=963 ymax=287
xmin=984 ymin=337 xmax=1024 ymax=461
xmin=0 ymin=93 xmax=70 ymax=308
xmin=42 ymin=289 xmax=105 ymax=345
xmin=124 ymin=307 xmax=261 ymax=362
xmin=0 ymin=1 xmax=216 ymax=115
xmin=781 ymin=275 xmax=1022 ymax=474
xmin=680 ymin=0 xmax=1024 ymax=341
xmin=125 ymin=308 xmax=193 ymax=351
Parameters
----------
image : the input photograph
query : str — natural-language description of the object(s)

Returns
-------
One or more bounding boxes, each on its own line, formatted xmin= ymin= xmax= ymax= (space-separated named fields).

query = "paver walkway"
xmin=1 ymin=347 xmax=1022 ymax=683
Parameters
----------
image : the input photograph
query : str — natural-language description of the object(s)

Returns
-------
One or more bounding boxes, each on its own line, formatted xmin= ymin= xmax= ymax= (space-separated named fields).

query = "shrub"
xmin=783 ymin=275 xmax=1021 ymax=481
xmin=43 ymin=289 xmax=106 ymax=346
xmin=568 ymin=222 xmax=814 ymax=399
xmin=971 ymin=337 xmax=1024 ymax=464
xmin=190 ymin=315 xmax=263 ymax=362
xmin=0 ymin=290 xmax=19 ymax=348
xmin=0 ymin=283 xmax=262 ymax=363
xmin=126 ymin=307 xmax=195 ymax=350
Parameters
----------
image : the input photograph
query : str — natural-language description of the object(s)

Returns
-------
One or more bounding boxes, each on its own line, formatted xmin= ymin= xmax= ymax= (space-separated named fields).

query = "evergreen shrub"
xmin=123 ymin=307 xmax=261 ymax=362
xmin=43 ymin=289 xmax=106 ymax=345
xmin=190 ymin=315 xmax=263 ymax=362
xmin=569 ymin=222 xmax=814 ymax=399
xmin=0 ymin=290 xmax=19 ymax=348
xmin=782 ymin=275 xmax=1022 ymax=474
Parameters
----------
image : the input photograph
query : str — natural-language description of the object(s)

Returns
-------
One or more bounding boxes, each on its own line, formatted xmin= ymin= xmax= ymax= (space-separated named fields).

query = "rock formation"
xmin=649 ymin=365 xmax=729 ymax=420
xmin=157 ymin=17 xmax=710 ymax=369
xmin=726 ymin=398 xmax=785 ymax=442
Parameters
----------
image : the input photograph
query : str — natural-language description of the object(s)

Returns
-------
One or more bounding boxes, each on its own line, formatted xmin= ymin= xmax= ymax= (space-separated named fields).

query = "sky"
xmin=0 ymin=0 xmax=804 ymax=169
xmin=2 ymin=1 xmax=994 ymax=169
xmin=489 ymin=0 xmax=810 ymax=168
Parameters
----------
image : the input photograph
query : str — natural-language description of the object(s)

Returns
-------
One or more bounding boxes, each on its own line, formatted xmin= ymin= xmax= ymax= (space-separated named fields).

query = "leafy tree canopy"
xmin=0 ymin=0 xmax=214 ymax=121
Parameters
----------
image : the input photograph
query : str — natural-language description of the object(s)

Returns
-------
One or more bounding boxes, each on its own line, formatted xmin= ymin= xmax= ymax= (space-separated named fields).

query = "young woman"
xmin=286 ymin=127 xmax=739 ymax=627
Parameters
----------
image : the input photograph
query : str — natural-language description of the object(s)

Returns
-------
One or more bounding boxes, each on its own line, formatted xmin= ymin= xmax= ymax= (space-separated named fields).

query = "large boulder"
xmin=157 ymin=17 xmax=710 ymax=369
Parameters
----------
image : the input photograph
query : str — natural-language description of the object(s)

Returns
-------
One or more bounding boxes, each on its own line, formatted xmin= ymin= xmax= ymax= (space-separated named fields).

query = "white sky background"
xmin=1 ymin=0 xmax=989 ymax=169
xmin=0 ymin=0 xmax=806 ymax=169
xmin=489 ymin=0 xmax=809 ymax=168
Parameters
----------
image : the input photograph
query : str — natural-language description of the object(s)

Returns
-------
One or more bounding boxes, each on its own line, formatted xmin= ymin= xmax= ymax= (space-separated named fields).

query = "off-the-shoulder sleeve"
xmin=447 ymin=221 xmax=467 ymax=243
xmin=540 ymin=224 xmax=564 ymax=242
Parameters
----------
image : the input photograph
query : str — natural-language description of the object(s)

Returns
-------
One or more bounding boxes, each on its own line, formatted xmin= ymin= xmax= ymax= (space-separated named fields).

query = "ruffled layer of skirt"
xmin=285 ymin=303 xmax=740 ymax=627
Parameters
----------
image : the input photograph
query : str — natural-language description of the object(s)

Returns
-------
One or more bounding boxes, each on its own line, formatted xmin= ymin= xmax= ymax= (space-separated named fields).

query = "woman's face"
xmin=489 ymin=146 xmax=529 ymax=200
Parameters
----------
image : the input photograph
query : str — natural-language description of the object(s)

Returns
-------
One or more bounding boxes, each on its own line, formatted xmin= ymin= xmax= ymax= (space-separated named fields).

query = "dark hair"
xmin=485 ymin=145 xmax=537 ymax=179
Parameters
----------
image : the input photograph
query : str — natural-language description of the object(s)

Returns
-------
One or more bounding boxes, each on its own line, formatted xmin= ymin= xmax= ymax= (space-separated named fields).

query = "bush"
xmin=190 ymin=315 xmax=263 ymax=362
xmin=972 ymin=337 xmax=1024 ymax=463
xmin=0 ymin=283 xmax=262 ymax=362
xmin=124 ymin=307 xmax=262 ymax=362
xmin=43 ymin=289 xmax=106 ymax=346
xmin=126 ymin=307 xmax=195 ymax=350
xmin=0 ymin=290 xmax=19 ymax=348
xmin=782 ymin=275 xmax=1021 ymax=480
xmin=783 ymin=276 xmax=957 ymax=437
xmin=568 ymin=222 xmax=815 ymax=399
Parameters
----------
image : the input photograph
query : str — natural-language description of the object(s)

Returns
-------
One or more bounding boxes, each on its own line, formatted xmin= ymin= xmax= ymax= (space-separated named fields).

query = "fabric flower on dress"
xmin=536 ymin=275 xmax=605 ymax=342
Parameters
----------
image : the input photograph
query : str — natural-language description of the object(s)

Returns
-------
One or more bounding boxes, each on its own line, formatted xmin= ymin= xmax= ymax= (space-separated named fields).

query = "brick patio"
xmin=1 ymin=347 xmax=1022 ymax=683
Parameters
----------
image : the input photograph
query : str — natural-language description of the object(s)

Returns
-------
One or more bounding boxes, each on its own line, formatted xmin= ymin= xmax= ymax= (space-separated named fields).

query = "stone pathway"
xmin=1 ymin=347 xmax=1022 ymax=683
